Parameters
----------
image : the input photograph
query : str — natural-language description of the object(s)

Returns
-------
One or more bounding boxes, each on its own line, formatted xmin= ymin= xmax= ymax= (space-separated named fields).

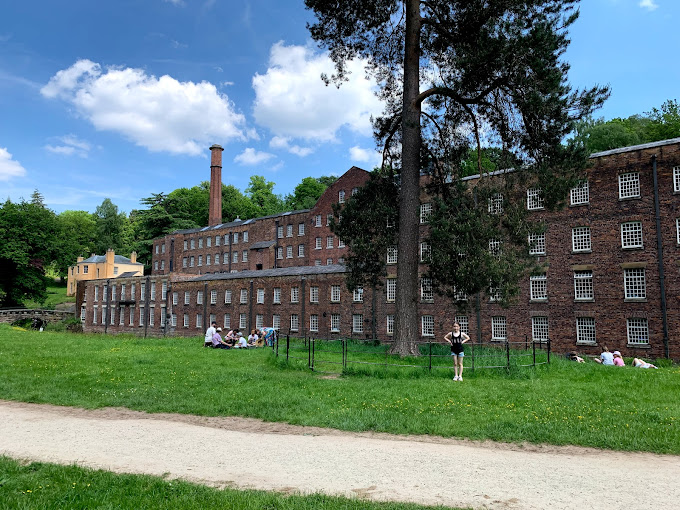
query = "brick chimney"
xmin=209 ymin=144 xmax=224 ymax=226
xmin=130 ymin=251 xmax=137 ymax=264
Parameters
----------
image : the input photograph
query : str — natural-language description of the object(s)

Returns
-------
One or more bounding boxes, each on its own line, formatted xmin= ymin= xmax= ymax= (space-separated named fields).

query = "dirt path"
xmin=1 ymin=400 xmax=678 ymax=509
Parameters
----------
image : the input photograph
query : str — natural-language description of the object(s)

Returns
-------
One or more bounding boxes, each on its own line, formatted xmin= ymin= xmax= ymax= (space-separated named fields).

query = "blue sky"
xmin=0 ymin=0 xmax=677 ymax=214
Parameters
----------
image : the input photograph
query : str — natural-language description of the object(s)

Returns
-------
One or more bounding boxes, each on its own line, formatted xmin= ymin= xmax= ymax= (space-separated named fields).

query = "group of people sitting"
xmin=203 ymin=322 xmax=273 ymax=350
xmin=568 ymin=346 xmax=658 ymax=368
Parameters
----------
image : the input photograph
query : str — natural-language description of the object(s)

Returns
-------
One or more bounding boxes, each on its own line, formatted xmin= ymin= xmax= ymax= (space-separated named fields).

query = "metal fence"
xmin=274 ymin=331 xmax=550 ymax=375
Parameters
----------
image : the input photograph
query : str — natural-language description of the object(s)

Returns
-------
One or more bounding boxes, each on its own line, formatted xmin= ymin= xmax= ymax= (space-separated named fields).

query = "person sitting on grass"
xmin=593 ymin=346 xmax=614 ymax=365
xmin=224 ymin=329 xmax=239 ymax=348
xmin=235 ymin=332 xmax=249 ymax=349
xmin=211 ymin=328 xmax=231 ymax=349
xmin=633 ymin=358 xmax=658 ymax=369
xmin=204 ymin=321 xmax=217 ymax=347
xmin=247 ymin=329 xmax=259 ymax=347
xmin=612 ymin=351 xmax=625 ymax=366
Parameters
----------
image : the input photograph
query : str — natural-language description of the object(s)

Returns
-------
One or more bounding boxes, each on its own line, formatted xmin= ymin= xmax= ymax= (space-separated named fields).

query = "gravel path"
xmin=1 ymin=400 xmax=678 ymax=509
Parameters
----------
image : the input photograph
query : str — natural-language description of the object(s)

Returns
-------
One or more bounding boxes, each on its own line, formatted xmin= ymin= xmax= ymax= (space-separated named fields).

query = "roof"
xmin=249 ymin=240 xmax=276 ymax=250
xmin=172 ymin=209 xmax=311 ymax=235
xmin=80 ymin=255 xmax=142 ymax=265
xmin=117 ymin=271 xmax=140 ymax=278
xmin=191 ymin=264 xmax=347 ymax=282
xmin=589 ymin=137 xmax=680 ymax=158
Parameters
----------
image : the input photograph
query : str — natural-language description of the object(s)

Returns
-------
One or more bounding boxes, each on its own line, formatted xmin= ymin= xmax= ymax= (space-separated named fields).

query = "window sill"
xmin=618 ymin=196 xmax=641 ymax=201
xmin=622 ymin=246 xmax=644 ymax=250
xmin=624 ymin=298 xmax=647 ymax=303
xmin=576 ymin=341 xmax=597 ymax=346
xmin=569 ymin=203 xmax=589 ymax=208
xmin=627 ymin=343 xmax=650 ymax=349
xmin=530 ymin=299 xmax=548 ymax=303
xmin=574 ymin=299 xmax=595 ymax=303
xmin=572 ymin=250 xmax=592 ymax=254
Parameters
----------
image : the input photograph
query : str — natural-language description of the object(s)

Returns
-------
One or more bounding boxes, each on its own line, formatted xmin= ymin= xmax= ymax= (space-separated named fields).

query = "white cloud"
xmin=234 ymin=147 xmax=275 ymax=165
xmin=639 ymin=0 xmax=659 ymax=10
xmin=269 ymin=136 xmax=314 ymax=157
xmin=349 ymin=145 xmax=382 ymax=168
xmin=253 ymin=42 xmax=383 ymax=142
xmin=45 ymin=134 xmax=92 ymax=158
xmin=41 ymin=59 xmax=250 ymax=156
xmin=0 ymin=147 xmax=27 ymax=181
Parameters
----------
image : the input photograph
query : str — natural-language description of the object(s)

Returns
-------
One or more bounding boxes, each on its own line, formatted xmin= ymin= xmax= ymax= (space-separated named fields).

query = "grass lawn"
xmin=23 ymin=282 xmax=75 ymax=310
xmin=0 ymin=457 xmax=460 ymax=510
xmin=0 ymin=325 xmax=678 ymax=453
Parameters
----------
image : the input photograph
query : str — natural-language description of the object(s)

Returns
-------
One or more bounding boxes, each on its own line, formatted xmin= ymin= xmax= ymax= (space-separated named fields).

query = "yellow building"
xmin=67 ymin=249 xmax=143 ymax=296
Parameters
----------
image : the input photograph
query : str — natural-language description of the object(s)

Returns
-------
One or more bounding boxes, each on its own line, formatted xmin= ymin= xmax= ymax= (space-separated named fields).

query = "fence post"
xmin=286 ymin=334 xmax=290 ymax=362
xmin=532 ymin=338 xmax=536 ymax=366
xmin=547 ymin=338 xmax=551 ymax=364
xmin=343 ymin=338 xmax=347 ymax=370
xmin=506 ymin=340 xmax=510 ymax=371
xmin=275 ymin=332 xmax=279 ymax=357
xmin=525 ymin=334 xmax=528 ymax=350
xmin=470 ymin=342 xmax=475 ymax=373
xmin=309 ymin=337 xmax=313 ymax=370
xmin=428 ymin=341 xmax=432 ymax=372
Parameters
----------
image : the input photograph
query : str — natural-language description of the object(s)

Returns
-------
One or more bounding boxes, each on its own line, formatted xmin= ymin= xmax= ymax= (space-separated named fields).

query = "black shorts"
xmin=450 ymin=343 xmax=464 ymax=356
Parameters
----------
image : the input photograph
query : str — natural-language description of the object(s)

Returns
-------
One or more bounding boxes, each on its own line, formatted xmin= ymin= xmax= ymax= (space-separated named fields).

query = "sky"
xmin=0 ymin=0 xmax=678 ymax=214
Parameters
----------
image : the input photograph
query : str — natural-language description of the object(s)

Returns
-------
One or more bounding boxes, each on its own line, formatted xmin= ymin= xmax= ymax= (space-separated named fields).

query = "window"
xmin=210 ymin=290 xmax=217 ymax=304
xmin=277 ymin=247 xmax=283 ymax=259
xmin=190 ymin=239 xmax=195 ymax=249
xmin=242 ymin=250 xmax=248 ymax=263
xmin=290 ymin=314 xmax=299 ymax=332
xmin=206 ymin=237 xmax=211 ymax=248
xmin=206 ymin=255 xmax=211 ymax=265
xmin=80 ymin=306 xmax=86 ymax=323
xmin=223 ymin=314 xmax=231 ymax=329
xmin=315 ymin=237 xmax=322 ymax=250
xmin=298 ymin=245 xmax=305 ymax=257
xmin=183 ymin=257 xmax=188 ymax=268
xmin=160 ymin=261 xmax=165 ymax=270
xmin=287 ymin=224 xmax=293 ymax=237
xmin=532 ymin=316 xmax=549 ymax=343
xmin=149 ymin=307 xmax=154 ymax=326
xmin=277 ymin=226 xmax=284 ymax=238
xmin=216 ymin=253 xmax=221 ymax=264
xmin=488 ymin=193 xmax=503 ymax=214
xmin=677 ymin=218 xmax=680 ymax=244
xmin=338 ymin=239 xmax=345 ymax=249
xmin=572 ymin=227 xmax=591 ymax=252
xmin=387 ymin=246 xmax=398 ymax=264
xmin=386 ymin=278 xmax=396 ymax=302
xmin=83 ymin=265 xmax=88 ymax=274
xmin=208 ymin=313 xmax=215 ymax=326
xmin=161 ymin=281 xmax=167 ymax=301
xmin=420 ymin=203 xmax=432 ymax=223
xmin=298 ymin=223 xmax=305 ymax=236
xmin=150 ymin=283 xmax=156 ymax=301
xmin=94 ymin=286 xmax=99 ymax=301
xmin=110 ymin=306 xmax=116 ymax=325
xmin=171 ymin=313 xmax=177 ymax=327
xmin=573 ymin=271 xmax=593 ymax=301
xmin=256 ymin=314 xmax=264 ymax=329
xmin=240 ymin=289 xmax=248 ymax=304
xmin=257 ymin=288 xmax=264 ymax=304
xmin=190 ymin=256 xmax=195 ymax=267
xmin=331 ymin=314 xmax=340 ymax=332
xmin=315 ymin=215 xmax=322 ymax=227
xmin=183 ymin=240 xmax=188 ymax=251
xmin=421 ymin=315 xmax=434 ymax=337
xmin=272 ymin=314 xmax=280 ymax=330
xmin=184 ymin=291 xmax=190 ymax=305
xmin=338 ymin=190 xmax=345 ymax=203
xmin=420 ymin=242 xmax=431 ymax=262
xmin=121 ymin=284 xmax=126 ymax=300
xmin=621 ymin=222 xmax=643 ymax=249
xmin=528 ymin=233 xmax=546 ymax=255
xmin=239 ymin=313 xmax=247 ymax=329
xmin=353 ymin=287 xmax=363 ymax=302
xmin=491 ymin=317 xmax=507 ymax=340
xmin=197 ymin=255 xmax=203 ymax=266
xmin=352 ymin=187 xmax=359 ymax=196
xmin=131 ymin=283 xmax=136 ymax=299
xmin=115 ymin=266 xmax=120 ymax=275
xmin=619 ymin=172 xmax=640 ymax=199
xmin=627 ymin=318 xmax=649 ymax=345
xmin=314 ymin=260 xmax=321 ymax=266
xmin=140 ymin=283 xmax=146 ymax=300
xmin=286 ymin=246 xmax=293 ymax=258
xmin=198 ymin=238 xmax=203 ymax=249
xmin=327 ymin=236 xmax=334 ymax=249
xmin=326 ymin=214 xmax=332 ymax=226
xmin=327 ymin=258 xmax=333 ymax=265
xmin=310 ymin=286 xmax=319 ymax=303
xmin=420 ymin=278 xmax=433 ymax=301
xmin=291 ymin=287 xmax=299 ymax=303
xmin=140 ymin=307 xmax=145 ymax=326
xmin=111 ymin=285 xmax=117 ymax=301
xmin=216 ymin=235 xmax=221 ymax=246
xmin=352 ymin=314 xmax=363 ymax=333
xmin=489 ymin=287 xmax=501 ymax=302
xmin=233 ymin=232 xmax=239 ymax=244
xmin=224 ymin=234 xmax=229 ymax=245
xmin=624 ymin=268 xmax=646 ymax=300
xmin=197 ymin=291 xmax=203 ymax=305
xmin=273 ymin=287 xmax=281 ymax=304
xmin=172 ymin=292 xmax=178 ymax=305
xmin=233 ymin=251 xmax=239 ymax=263
xmin=331 ymin=285 xmax=341 ymax=302
xmin=155 ymin=245 xmax=159 ymax=254
xmin=576 ymin=317 xmax=595 ymax=344
xmin=527 ymin=188 xmax=544 ymax=210
xmin=570 ymin=180 xmax=589 ymax=205
xmin=310 ymin=314 xmax=318 ymax=332
xmin=183 ymin=313 xmax=189 ymax=328
xmin=224 ymin=290 xmax=232 ymax=304
xmin=530 ymin=274 xmax=547 ymax=301
xmin=386 ymin=315 xmax=394 ymax=335
xmin=488 ymin=239 xmax=501 ymax=256
xmin=130 ymin=306 xmax=135 ymax=326
xmin=455 ymin=316 xmax=469 ymax=335
xmin=243 ymin=231 xmax=248 ymax=242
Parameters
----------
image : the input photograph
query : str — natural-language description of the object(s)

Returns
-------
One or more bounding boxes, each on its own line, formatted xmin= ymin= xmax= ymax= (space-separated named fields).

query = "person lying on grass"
xmin=633 ymin=358 xmax=658 ymax=369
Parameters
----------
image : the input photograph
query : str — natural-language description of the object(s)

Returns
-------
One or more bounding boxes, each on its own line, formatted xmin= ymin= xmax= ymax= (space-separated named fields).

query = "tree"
xmin=245 ymin=175 xmax=286 ymax=216
xmin=285 ymin=177 xmax=331 ymax=210
xmin=92 ymin=198 xmax=128 ymax=255
xmin=52 ymin=210 xmax=96 ymax=279
xmin=306 ymin=0 xmax=608 ymax=354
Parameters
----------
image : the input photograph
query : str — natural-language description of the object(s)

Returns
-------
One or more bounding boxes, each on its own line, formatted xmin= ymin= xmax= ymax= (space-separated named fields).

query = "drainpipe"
xmin=274 ymin=220 xmax=280 ymax=269
xmin=248 ymin=280 xmax=254 ymax=333
xmin=475 ymin=293 xmax=482 ymax=344
xmin=169 ymin=238 xmax=174 ymax=272
xmin=203 ymin=282 xmax=208 ymax=333
xmin=652 ymin=155 xmax=670 ymax=358
xmin=228 ymin=231 xmax=233 ymax=272
xmin=371 ymin=284 xmax=377 ymax=340
xmin=144 ymin=276 xmax=150 ymax=338
xmin=104 ymin=279 xmax=110 ymax=334
xmin=300 ymin=276 xmax=306 ymax=339
xmin=165 ymin=282 xmax=171 ymax=337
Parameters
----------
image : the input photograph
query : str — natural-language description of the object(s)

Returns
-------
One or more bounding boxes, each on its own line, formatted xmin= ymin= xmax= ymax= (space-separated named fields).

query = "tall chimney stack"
xmin=208 ymin=144 xmax=224 ymax=226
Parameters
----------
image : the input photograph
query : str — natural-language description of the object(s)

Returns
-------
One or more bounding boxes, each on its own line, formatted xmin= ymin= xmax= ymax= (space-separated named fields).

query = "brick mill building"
xmin=77 ymin=138 xmax=680 ymax=359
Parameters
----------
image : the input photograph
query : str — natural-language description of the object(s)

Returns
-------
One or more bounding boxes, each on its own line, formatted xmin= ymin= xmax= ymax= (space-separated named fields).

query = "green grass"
xmin=0 ymin=457 xmax=460 ymax=510
xmin=0 ymin=325 xmax=678 ymax=453
xmin=23 ymin=282 xmax=75 ymax=310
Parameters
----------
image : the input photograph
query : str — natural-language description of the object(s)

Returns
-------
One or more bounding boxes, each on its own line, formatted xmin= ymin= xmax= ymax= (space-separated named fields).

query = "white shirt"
xmin=205 ymin=326 xmax=216 ymax=342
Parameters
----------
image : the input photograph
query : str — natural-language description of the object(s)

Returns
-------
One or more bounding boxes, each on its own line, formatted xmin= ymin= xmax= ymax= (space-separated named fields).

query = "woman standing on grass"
xmin=444 ymin=322 xmax=470 ymax=381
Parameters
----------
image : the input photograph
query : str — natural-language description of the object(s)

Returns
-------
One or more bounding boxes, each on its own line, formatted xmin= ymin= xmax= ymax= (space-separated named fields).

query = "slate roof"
xmin=117 ymin=271 xmax=141 ymax=278
xmin=589 ymin=137 xmax=680 ymax=158
xmin=249 ymin=240 xmax=276 ymax=250
xmin=80 ymin=255 xmax=142 ymax=265
xmin=172 ymin=209 xmax=311 ymax=235
xmin=191 ymin=264 xmax=347 ymax=282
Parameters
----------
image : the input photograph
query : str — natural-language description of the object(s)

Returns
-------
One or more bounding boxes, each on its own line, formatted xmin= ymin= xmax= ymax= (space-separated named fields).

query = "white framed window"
xmin=197 ymin=291 xmax=203 ymax=305
xmin=352 ymin=314 xmax=363 ymax=333
xmin=618 ymin=172 xmax=640 ymax=199
xmin=272 ymin=314 xmax=280 ymax=330
xmin=121 ymin=284 xmax=126 ymax=300
xmin=210 ymin=290 xmax=217 ymax=304
xmin=627 ymin=318 xmax=649 ymax=345
xmin=224 ymin=313 xmax=231 ymax=329
xmin=386 ymin=278 xmax=396 ymax=302
xmin=526 ymin=188 xmax=544 ymax=210
xmin=172 ymin=292 xmax=178 ymax=305
xmin=532 ymin=316 xmax=549 ymax=343
xmin=190 ymin=239 xmax=195 ymax=249
xmin=197 ymin=255 xmax=203 ymax=266
xmin=491 ymin=316 xmax=507 ymax=341
xmin=291 ymin=287 xmax=299 ymax=303
xmin=286 ymin=224 xmax=293 ymax=237
xmin=183 ymin=313 xmax=189 ymax=328
xmin=224 ymin=290 xmax=232 ymax=304
xmin=298 ymin=223 xmax=305 ymax=236
xmin=624 ymin=268 xmax=646 ymax=300
xmin=171 ymin=313 xmax=177 ymax=327
xmin=216 ymin=253 xmax=221 ymax=264
xmin=386 ymin=315 xmax=394 ymax=335
xmin=183 ymin=240 xmax=188 ymax=251
xmin=256 ymin=314 xmax=264 ymax=329
xmin=420 ymin=203 xmax=432 ymax=223
xmin=331 ymin=285 xmax=341 ymax=302
xmin=257 ymin=288 xmax=264 ymax=304
xmin=488 ymin=193 xmax=503 ymax=215
xmin=273 ymin=287 xmax=281 ymax=304
xmin=196 ymin=313 xmax=202 ymax=329
xmin=119 ymin=306 xmax=124 ymax=325
xmin=315 ymin=237 xmax=322 ymax=250
xmin=216 ymin=235 xmax=221 ymax=246
xmin=315 ymin=215 xmax=322 ymax=227
xmin=674 ymin=167 xmax=680 ymax=193
xmin=326 ymin=258 xmax=333 ymax=265
xmin=488 ymin=239 xmax=501 ymax=256
xmin=309 ymin=314 xmax=319 ymax=332
xmin=387 ymin=246 xmax=398 ymax=264
xmin=240 ymin=289 xmax=248 ymax=304
xmin=421 ymin=315 xmax=434 ymax=337
xmin=326 ymin=236 xmax=334 ymax=249
xmin=314 ymin=259 xmax=321 ymax=266
xmin=277 ymin=247 xmax=283 ymax=259
xmin=420 ymin=242 xmax=431 ymax=262
xmin=290 ymin=314 xmax=299 ymax=332
xmin=570 ymin=180 xmax=590 ymax=205
xmin=94 ymin=286 xmax=99 ymax=301
xmin=677 ymin=218 xmax=680 ymax=244
xmin=233 ymin=232 xmax=239 ymax=244
xmin=155 ymin=244 xmax=159 ymax=254
xmin=572 ymin=226 xmax=591 ymax=252
xmin=338 ymin=190 xmax=345 ymax=203
xmin=206 ymin=237 xmax=211 ymax=248
xmin=489 ymin=286 xmax=501 ymax=302
xmin=161 ymin=281 xmax=167 ymax=301
xmin=621 ymin=222 xmax=643 ymax=249
xmin=286 ymin=246 xmax=293 ymax=258
xmin=298 ymin=245 xmax=305 ymax=257
xmin=198 ymin=238 xmax=203 ymax=249
xmin=243 ymin=231 xmax=248 ymax=242
xmin=160 ymin=260 xmax=165 ymax=270
xmin=239 ymin=313 xmax=247 ymax=329
xmin=353 ymin=287 xmax=364 ymax=302
xmin=184 ymin=291 xmax=190 ymax=305
xmin=224 ymin=234 xmax=229 ymax=245
xmin=326 ymin=214 xmax=332 ymax=226
xmin=330 ymin=314 xmax=340 ymax=332
xmin=190 ymin=256 xmax=195 ymax=267
xmin=209 ymin=313 xmax=215 ymax=326
xmin=183 ymin=257 xmax=188 ymax=268
xmin=277 ymin=226 xmax=284 ymax=239
xmin=574 ymin=271 xmax=593 ymax=301
xmin=233 ymin=251 xmax=239 ymax=263
xmin=130 ymin=306 xmax=135 ymax=326
xmin=420 ymin=278 xmax=434 ymax=301
xmin=338 ymin=239 xmax=345 ymax=249
xmin=455 ymin=315 xmax=469 ymax=335
xmin=576 ymin=317 xmax=596 ymax=344
xmin=530 ymin=274 xmax=547 ymax=301
xmin=310 ymin=286 xmax=319 ymax=303
xmin=154 ymin=261 xmax=158 ymax=271
xmin=528 ymin=233 xmax=546 ymax=256
xmin=242 ymin=250 xmax=248 ymax=263
xmin=111 ymin=306 xmax=116 ymax=325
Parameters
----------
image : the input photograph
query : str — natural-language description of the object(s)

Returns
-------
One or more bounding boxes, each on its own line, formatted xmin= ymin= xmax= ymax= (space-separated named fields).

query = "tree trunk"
xmin=391 ymin=0 xmax=421 ymax=357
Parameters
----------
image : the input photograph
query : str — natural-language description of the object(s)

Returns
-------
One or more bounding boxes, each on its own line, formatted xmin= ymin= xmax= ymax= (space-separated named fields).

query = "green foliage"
xmin=23 ymin=282 xmax=75 ymax=310
xmin=92 ymin=198 xmax=128 ymax=255
xmin=51 ymin=210 xmax=96 ymax=278
xmin=285 ymin=176 xmax=334 ymax=210
xmin=245 ymin=175 xmax=286 ymax=216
